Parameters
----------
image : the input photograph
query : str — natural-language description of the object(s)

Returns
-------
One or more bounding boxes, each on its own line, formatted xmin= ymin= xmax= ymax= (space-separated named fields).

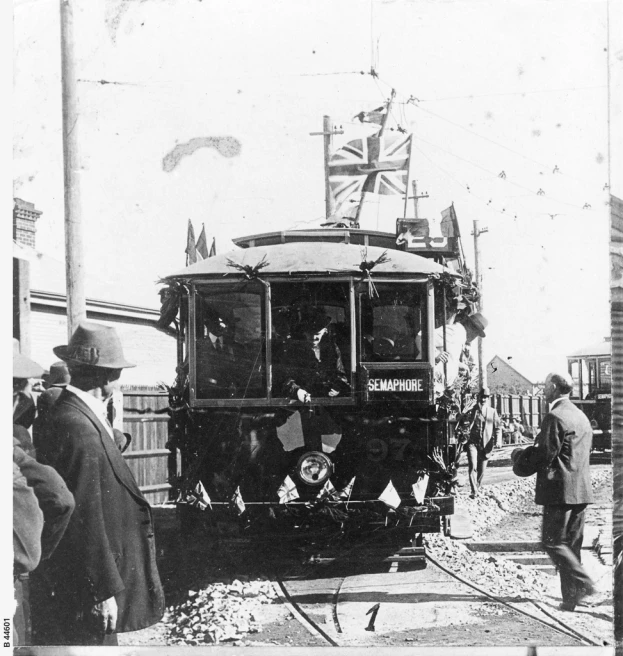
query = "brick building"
xmin=13 ymin=199 xmax=176 ymax=386
xmin=487 ymin=354 xmax=539 ymax=395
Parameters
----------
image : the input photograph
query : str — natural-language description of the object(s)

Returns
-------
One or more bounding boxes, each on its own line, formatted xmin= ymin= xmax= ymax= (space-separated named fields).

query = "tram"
xmin=158 ymin=218 xmax=481 ymax=546
xmin=567 ymin=338 xmax=612 ymax=451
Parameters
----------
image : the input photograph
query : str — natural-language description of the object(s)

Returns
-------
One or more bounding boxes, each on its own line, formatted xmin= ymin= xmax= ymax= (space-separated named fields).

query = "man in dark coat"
xmin=14 ymin=439 xmax=75 ymax=646
xmin=276 ymin=306 xmax=349 ymax=403
xmin=33 ymin=322 xmax=165 ymax=645
xmin=512 ymin=371 xmax=596 ymax=611
xmin=33 ymin=361 xmax=70 ymax=448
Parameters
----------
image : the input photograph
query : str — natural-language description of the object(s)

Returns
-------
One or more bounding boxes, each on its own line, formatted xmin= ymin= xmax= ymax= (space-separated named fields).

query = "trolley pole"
xmin=61 ymin=0 xmax=86 ymax=339
xmin=472 ymin=220 xmax=488 ymax=389
xmin=309 ymin=116 xmax=343 ymax=221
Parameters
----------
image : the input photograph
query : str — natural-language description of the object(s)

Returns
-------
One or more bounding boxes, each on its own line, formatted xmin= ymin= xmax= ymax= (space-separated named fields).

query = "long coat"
xmin=512 ymin=398 xmax=594 ymax=506
xmin=37 ymin=389 xmax=165 ymax=633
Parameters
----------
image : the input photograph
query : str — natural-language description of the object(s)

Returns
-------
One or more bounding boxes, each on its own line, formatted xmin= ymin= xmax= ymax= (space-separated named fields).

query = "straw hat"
xmin=13 ymin=339 xmax=45 ymax=379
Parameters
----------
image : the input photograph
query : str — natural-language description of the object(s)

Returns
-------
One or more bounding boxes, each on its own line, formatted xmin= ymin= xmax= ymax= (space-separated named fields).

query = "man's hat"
xmin=478 ymin=386 xmax=491 ymax=398
xmin=301 ymin=306 xmax=332 ymax=333
xmin=54 ymin=321 xmax=136 ymax=369
xmin=44 ymin=361 xmax=71 ymax=387
xmin=13 ymin=339 xmax=45 ymax=379
xmin=511 ymin=447 xmax=537 ymax=477
xmin=464 ymin=312 xmax=488 ymax=338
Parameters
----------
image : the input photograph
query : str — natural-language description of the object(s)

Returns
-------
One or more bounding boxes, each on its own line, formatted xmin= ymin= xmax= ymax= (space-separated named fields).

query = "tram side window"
xmin=271 ymin=281 xmax=352 ymax=400
xmin=193 ymin=287 xmax=266 ymax=399
xmin=360 ymin=283 xmax=427 ymax=362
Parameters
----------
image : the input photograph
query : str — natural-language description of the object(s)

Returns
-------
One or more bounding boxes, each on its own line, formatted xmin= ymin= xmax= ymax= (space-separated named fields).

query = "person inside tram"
xmin=277 ymin=305 xmax=350 ymax=402
xmin=196 ymin=302 xmax=240 ymax=397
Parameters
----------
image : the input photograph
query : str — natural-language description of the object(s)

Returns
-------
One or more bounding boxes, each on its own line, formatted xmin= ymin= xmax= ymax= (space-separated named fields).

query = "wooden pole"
xmin=323 ymin=115 xmax=334 ymax=221
xmin=473 ymin=219 xmax=487 ymax=388
xmin=60 ymin=0 xmax=86 ymax=339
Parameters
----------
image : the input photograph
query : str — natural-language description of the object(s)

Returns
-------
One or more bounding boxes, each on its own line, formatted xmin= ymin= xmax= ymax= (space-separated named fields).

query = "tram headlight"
xmin=295 ymin=451 xmax=333 ymax=486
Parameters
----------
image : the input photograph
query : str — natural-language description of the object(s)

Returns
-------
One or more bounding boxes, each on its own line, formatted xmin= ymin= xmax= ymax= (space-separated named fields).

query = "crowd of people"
xmin=12 ymin=323 xmax=165 ymax=646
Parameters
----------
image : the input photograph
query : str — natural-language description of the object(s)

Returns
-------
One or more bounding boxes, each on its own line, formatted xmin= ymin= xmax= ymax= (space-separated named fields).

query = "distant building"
xmin=13 ymin=198 xmax=176 ymax=387
xmin=487 ymin=355 xmax=539 ymax=395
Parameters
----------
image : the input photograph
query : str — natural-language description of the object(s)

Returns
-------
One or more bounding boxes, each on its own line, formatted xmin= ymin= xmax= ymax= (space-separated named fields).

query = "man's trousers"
xmin=542 ymin=504 xmax=594 ymax=606
xmin=466 ymin=442 xmax=489 ymax=495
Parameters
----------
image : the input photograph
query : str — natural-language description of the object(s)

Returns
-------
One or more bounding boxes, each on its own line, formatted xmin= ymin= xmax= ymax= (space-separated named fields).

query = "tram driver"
xmin=196 ymin=302 xmax=240 ymax=398
xmin=276 ymin=306 xmax=350 ymax=403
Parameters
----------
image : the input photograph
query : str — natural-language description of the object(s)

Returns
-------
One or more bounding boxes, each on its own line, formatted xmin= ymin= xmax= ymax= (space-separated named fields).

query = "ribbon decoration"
xmin=359 ymin=249 xmax=390 ymax=298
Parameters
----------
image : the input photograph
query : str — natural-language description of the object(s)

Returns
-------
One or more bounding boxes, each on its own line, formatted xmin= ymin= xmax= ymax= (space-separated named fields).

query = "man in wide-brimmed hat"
xmin=511 ymin=371 xmax=598 ymax=612
xmin=461 ymin=386 xmax=501 ymax=498
xmin=32 ymin=322 xmax=164 ymax=646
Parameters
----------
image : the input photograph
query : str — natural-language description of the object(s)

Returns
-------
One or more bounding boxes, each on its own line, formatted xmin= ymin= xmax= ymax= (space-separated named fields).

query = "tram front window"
xmin=271 ymin=281 xmax=351 ymax=400
xmin=360 ymin=283 xmax=427 ymax=362
xmin=193 ymin=287 xmax=266 ymax=399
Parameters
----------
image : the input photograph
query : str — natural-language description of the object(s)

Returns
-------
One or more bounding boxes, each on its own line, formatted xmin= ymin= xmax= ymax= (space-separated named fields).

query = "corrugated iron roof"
xmin=567 ymin=338 xmax=611 ymax=358
xmin=164 ymin=241 xmax=453 ymax=280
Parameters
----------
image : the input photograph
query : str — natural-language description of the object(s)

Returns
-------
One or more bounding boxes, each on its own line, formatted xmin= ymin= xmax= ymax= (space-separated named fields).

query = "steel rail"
xmin=425 ymin=551 xmax=601 ymax=647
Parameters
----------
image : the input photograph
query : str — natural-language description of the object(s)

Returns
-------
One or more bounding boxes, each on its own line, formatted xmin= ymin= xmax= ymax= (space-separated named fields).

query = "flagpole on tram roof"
xmin=60 ymin=0 xmax=86 ymax=339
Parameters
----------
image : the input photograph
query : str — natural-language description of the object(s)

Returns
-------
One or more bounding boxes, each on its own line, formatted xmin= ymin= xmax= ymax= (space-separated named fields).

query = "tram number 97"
xmin=367 ymin=438 xmax=410 ymax=462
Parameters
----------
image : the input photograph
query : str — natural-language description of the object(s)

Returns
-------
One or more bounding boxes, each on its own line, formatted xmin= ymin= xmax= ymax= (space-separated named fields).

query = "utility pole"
xmin=309 ymin=116 xmax=343 ymax=222
xmin=61 ymin=0 xmax=86 ymax=339
xmin=472 ymin=220 xmax=489 ymax=389
xmin=410 ymin=180 xmax=429 ymax=219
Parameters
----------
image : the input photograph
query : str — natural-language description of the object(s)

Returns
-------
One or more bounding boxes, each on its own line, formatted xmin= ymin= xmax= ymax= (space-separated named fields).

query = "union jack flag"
xmin=329 ymin=133 xmax=412 ymax=206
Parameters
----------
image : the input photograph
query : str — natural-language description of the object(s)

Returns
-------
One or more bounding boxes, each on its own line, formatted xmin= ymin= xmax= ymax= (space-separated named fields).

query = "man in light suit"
xmin=33 ymin=322 xmax=165 ymax=645
xmin=463 ymin=386 xmax=501 ymax=498
xmin=512 ymin=371 xmax=596 ymax=611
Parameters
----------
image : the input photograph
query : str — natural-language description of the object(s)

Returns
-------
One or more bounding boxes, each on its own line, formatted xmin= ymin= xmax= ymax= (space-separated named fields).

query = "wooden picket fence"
xmin=121 ymin=388 xmax=175 ymax=505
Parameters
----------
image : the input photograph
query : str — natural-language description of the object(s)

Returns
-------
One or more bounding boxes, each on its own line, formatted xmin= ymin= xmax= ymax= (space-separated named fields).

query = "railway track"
xmin=272 ymin=546 xmax=610 ymax=648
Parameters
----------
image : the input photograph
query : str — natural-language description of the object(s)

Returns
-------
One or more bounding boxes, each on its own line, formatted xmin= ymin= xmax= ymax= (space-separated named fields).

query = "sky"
xmin=12 ymin=0 xmax=623 ymax=383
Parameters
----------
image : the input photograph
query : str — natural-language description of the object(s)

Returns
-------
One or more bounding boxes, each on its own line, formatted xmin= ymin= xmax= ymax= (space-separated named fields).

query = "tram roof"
xmin=567 ymin=338 xmax=611 ymax=358
xmin=164 ymin=240 xmax=455 ymax=280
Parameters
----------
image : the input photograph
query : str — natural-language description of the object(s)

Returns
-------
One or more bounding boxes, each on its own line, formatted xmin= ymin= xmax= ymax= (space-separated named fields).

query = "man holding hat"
xmin=462 ymin=386 xmax=501 ymax=498
xmin=511 ymin=371 xmax=596 ymax=612
xmin=13 ymin=339 xmax=45 ymax=454
xmin=32 ymin=322 xmax=164 ymax=645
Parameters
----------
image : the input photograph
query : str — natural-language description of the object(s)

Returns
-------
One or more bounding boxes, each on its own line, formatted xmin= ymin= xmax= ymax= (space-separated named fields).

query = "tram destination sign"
xmin=363 ymin=367 xmax=432 ymax=402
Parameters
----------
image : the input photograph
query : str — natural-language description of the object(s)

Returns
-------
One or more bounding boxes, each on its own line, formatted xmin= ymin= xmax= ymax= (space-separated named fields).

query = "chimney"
xmin=13 ymin=198 xmax=42 ymax=249
xmin=13 ymin=198 xmax=42 ymax=356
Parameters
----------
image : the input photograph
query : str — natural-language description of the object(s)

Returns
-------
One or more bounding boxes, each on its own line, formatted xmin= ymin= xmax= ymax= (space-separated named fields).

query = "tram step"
xmin=465 ymin=540 xmax=543 ymax=552
xmin=504 ymin=553 xmax=552 ymax=567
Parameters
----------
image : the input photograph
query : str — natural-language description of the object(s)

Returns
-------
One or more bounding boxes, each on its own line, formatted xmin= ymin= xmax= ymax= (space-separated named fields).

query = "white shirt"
xmin=66 ymin=384 xmax=115 ymax=441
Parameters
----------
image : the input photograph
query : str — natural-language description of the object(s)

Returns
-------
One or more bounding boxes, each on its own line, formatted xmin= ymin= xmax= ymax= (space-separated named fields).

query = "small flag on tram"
xmin=337 ymin=476 xmax=356 ymax=500
xmin=411 ymin=474 xmax=429 ymax=505
xmin=231 ymin=486 xmax=246 ymax=515
xmin=277 ymin=475 xmax=299 ymax=504
xmin=191 ymin=481 xmax=212 ymax=510
xmin=196 ymin=225 xmax=209 ymax=260
xmin=209 ymin=237 xmax=217 ymax=258
xmin=185 ymin=219 xmax=197 ymax=266
xmin=317 ymin=479 xmax=338 ymax=501
xmin=440 ymin=204 xmax=461 ymax=238
xmin=378 ymin=480 xmax=401 ymax=509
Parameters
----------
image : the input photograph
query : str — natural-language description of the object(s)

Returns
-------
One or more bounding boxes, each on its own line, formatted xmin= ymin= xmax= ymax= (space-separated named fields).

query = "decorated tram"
xmin=157 ymin=218 xmax=481 ymax=544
